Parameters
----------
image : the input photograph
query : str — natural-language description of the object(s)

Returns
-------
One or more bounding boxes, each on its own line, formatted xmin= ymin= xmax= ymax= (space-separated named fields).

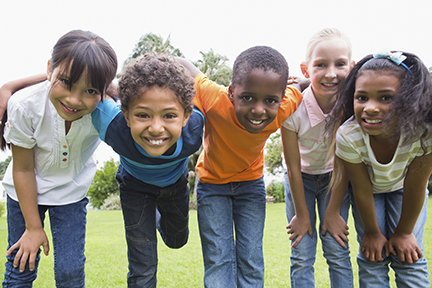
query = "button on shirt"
xmin=2 ymin=81 xmax=100 ymax=205
xmin=282 ymin=86 xmax=333 ymax=174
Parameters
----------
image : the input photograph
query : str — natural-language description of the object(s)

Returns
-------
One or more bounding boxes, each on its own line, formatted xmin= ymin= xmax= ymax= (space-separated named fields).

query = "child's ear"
xmin=46 ymin=60 xmax=53 ymax=81
xmin=182 ymin=109 xmax=192 ymax=127
xmin=121 ymin=108 xmax=131 ymax=128
xmin=349 ymin=60 xmax=356 ymax=71
xmin=228 ymin=85 xmax=234 ymax=102
xmin=300 ymin=62 xmax=310 ymax=78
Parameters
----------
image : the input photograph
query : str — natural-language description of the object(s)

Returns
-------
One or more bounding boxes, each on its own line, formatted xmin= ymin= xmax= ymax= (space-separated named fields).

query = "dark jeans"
xmin=116 ymin=167 xmax=190 ymax=288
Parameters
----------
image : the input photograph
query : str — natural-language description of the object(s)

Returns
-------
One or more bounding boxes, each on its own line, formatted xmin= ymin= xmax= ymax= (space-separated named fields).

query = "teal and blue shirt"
xmin=91 ymin=99 xmax=204 ymax=188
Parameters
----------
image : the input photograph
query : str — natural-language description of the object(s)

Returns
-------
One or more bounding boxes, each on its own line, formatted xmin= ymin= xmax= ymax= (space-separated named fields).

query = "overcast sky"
xmin=1 ymin=0 xmax=431 ymax=163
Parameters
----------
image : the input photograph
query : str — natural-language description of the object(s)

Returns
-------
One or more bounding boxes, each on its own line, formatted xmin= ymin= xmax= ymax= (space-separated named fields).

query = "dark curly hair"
xmin=232 ymin=46 xmax=289 ymax=92
xmin=119 ymin=52 xmax=195 ymax=114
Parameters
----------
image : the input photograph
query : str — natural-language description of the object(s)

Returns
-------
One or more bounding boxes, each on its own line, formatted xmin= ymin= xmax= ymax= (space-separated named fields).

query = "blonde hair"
xmin=304 ymin=28 xmax=352 ymax=64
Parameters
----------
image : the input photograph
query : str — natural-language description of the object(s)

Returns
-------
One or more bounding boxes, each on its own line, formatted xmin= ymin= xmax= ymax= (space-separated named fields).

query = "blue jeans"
xmin=197 ymin=177 xmax=266 ymax=288
xmin=284 ymin=171 xmax=353 ymax=288
xmin=350 ymin=189 xmax=430 ymax=288
xmin=3 ymin=195 xmax=88 ymax=288
xmin=116 ymin=166 xmax=190 ymax=288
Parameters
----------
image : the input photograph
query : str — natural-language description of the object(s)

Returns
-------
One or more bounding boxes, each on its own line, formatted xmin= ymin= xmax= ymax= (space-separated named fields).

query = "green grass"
xmin=0 ymin=200 xmax=431 ymax=287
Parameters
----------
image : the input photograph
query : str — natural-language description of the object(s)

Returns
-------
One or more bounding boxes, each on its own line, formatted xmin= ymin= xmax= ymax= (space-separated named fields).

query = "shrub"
xmin=266 ymin=181 xmax=285 ymax=203
xmin=100 ymin=194 xmax=121 ymax=211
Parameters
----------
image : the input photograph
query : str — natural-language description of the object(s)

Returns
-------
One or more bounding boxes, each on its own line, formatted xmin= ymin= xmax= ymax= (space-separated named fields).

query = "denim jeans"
xmin=350 ymin=188 xmax=430 ymax=288
xmin=116 ymin=166 xmax=190 ymax=288
xmin=3 ymin=195 xmax=88 ymax=288
xmin=196 ymin=177 xmax=266 ymax=288
xmin=284 ymin=171 xmax=353 ymax=288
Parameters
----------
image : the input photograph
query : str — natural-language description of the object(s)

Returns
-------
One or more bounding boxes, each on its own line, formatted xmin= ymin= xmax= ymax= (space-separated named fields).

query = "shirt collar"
xmin=303 ymin=86 xmax=327 ymax=127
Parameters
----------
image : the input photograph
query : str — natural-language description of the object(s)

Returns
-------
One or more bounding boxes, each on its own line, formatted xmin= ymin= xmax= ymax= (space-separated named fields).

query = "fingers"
xmin=291 ymin=235 xmax=303 ymax=248
xmin=43 ymin=241 xmax=50 ymax=256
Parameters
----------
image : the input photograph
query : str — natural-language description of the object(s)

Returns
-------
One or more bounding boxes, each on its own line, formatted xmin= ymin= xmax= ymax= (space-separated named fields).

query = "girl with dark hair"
xmin=327 ymin=51 xmax=432 ymax=287
xmin=2 ymin=29 xmax=117 ymax=287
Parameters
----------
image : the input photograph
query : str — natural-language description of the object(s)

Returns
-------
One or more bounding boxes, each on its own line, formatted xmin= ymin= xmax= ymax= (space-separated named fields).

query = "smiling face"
xmin=122 ymin=86 xmax=191 ymax=157
xmin=228 ymin=68 xmax=284 ymax=134
xmin=302 ymin=39 xmax=353 ymax=101
xmin=47 ymin=62 xmax=101 ymax=122
xmin=354 ymin=70 xmax=401 ymax=141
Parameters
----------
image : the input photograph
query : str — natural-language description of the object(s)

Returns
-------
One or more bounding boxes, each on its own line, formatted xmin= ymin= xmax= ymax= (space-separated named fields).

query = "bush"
xmin=100 ymin=194 xmax=121 ymax=211
xmin=88 ymin=159 xmax=120 ymax=209
xmin=266 ymin=181 xmax=285 ymax=203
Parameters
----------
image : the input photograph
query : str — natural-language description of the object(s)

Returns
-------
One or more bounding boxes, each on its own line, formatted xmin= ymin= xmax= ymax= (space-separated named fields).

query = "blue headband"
xmin=373 ymin=51 xmax=411 ymax=72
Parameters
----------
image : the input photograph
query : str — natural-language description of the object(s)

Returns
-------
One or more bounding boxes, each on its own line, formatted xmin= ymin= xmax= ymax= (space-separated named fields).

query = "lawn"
xmin=0 ymin=200 xmax=431 ymax=287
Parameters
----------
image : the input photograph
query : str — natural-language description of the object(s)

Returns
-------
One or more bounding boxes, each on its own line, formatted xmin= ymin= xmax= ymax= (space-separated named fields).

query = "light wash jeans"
xmin=284 ymin=171 xmax=353 ymax=288
xmin=3 ymin=196 xmax=88 ymax=288
xmin=197 ymin=177 xmax=266 ymax=288
xmin=350 ymin=188 xmax=430 ymax=288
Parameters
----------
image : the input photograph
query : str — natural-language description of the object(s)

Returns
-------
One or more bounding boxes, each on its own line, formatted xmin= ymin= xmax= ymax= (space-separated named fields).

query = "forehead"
xmin=234 ymin=68 xmax=285 ymax=98
xmin=355 ymin=71 xmax=401 ymax=91
xmin=310 ymin=39 xmax=350 ymax=62
xmin=133 ymin=85 xmax=182 ymax=107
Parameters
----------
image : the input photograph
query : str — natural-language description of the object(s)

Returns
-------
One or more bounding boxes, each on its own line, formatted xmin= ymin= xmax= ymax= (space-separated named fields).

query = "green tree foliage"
xmin=124 ymin=33 xmax=184 ymax=67
xmin=265 ymin=133 xmax=283 ymax=175
xmin=193 ymin=49 xmax=232 ymax=86
xmin=88 ymin=158 xmax=120 ymax=209
xmin=429 ymin=66 xmax=432 ymax=78
xmin=0 ymin=156 xmax=11 ymax=180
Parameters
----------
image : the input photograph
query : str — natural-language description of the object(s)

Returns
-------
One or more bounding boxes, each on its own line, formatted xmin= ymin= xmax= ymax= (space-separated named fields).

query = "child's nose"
xmin=325 ymin=66 xmax=336 ymax=78
xmin=148 ymin=118 xmax=164 ymax=133
xmin=66 ymin=91 xmax=82 ymax=106
xmin=252 ymin=102 xmax=266 ymax=115
xmin=364 ymin=101 xmax=379 ymax=114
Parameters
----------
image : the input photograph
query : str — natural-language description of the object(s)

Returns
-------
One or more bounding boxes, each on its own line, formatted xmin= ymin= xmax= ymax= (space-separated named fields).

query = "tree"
xmin=124 ymin=33 xmax=184 ymax=67
xmin=265 ymin=132 xmax=283 ymax=175
xmin=88 ymin=158 xmax=120 ymax=209
xmin=0 ymin=156 xmax=11 ymax=180
xmin=193 ymin=49 xmax=232 ymax=86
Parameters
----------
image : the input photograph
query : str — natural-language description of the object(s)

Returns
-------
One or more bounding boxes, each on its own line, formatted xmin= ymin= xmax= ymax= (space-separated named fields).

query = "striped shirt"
xmin=282 ymin=86 xmax=333 ymax=174
xmin=336 ymin=117 xmax=432 ymax=193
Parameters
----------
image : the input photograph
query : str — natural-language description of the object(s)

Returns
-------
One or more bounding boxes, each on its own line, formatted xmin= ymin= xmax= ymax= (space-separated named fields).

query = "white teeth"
xmin=65 ymin=106 xmax=78 ymax=112
xmin=323 ymin=83 xmax=337 ymax=87
xmin=365 ymin=119 xmax=382 ymax=124
xmin=149 ymin=139 xmax=163 ymax=145
xmin=250 ymin=119 xmax=263 ymax=125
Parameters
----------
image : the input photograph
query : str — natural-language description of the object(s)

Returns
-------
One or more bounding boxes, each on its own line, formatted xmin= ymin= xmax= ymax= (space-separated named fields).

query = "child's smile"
xmin=229 ymin=68 xmax=284 ymax=134
xmin=122 ymin=86 xmax=190 ymax=157
xmin=354 ymin=71 xmax=400 ymax=141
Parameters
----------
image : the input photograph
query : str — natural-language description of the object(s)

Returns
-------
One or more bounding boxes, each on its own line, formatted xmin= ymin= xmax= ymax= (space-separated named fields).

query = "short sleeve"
xmin=335 ymin=126 xmax=363 ymax=164
xmin=192 ymin=73 xmax=227 ymax=115
xmin=91 ymin=99 xmax=121 ymax=141
xmin=4 ymin=97 xmax=36 ymax=149
xmin=282 ymin=114 xmax=296 ymax=131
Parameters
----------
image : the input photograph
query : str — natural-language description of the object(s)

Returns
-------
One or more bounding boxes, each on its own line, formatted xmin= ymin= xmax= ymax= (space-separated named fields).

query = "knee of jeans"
xmin=163 ymin=229 xmax=189 ymax=249
xmin=55 ymin=267 xmax=85 ymax=288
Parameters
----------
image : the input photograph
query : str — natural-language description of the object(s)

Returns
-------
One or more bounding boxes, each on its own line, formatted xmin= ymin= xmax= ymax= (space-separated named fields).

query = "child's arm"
xmin=282 ymin=127 xmax=313 ymax=248
xmin=175 ymin=57 xmax=201 ymax=78
xmin=6 ymin=144 xmax=50 ymax=272
xmin=388 ymin=152 xmax=432 ymax=264
xmin=321 ymin=166 xmax=350 ymax=249
xmin=0 ymin=74 xmax=47 ymax=117
xmin=341 ymin=157 xmax=388 ymax=262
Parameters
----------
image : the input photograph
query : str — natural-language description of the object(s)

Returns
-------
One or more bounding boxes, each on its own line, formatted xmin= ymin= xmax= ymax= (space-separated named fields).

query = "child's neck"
xmin=314 ymin=94 xmax=335 ymax=114
xmin=369 ymin=135 xmax=399 ymax=164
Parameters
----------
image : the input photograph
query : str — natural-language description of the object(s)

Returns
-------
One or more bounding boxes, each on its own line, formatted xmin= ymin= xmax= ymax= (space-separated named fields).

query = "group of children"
xmin=1 ymin=28 xmax=431 ymax=288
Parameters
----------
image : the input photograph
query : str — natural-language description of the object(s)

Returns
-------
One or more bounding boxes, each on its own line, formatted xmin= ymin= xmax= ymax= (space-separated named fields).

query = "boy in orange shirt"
xmin=178 ymin=46 xmax=303 ymax=287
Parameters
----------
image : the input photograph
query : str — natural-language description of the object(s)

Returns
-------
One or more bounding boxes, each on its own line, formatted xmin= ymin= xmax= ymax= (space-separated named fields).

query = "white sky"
xmin=1 ymin=0 xmax=432 ymax=163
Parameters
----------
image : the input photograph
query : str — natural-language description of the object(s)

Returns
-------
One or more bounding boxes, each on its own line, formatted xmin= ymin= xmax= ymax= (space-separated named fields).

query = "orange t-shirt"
xmin=193 ymin=73 xmax=302 ymax=184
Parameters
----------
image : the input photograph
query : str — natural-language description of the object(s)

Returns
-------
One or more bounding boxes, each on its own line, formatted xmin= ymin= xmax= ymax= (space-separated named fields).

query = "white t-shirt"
xmin=336 ymin=117 xmax=432 ymax=193
xmin=3 ymin=81 xmax=100 ymax=205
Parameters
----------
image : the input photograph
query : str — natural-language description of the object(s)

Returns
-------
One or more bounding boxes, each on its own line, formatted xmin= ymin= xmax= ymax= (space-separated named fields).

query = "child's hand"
xmin=286 ymin=215 xmax=313 ymax=248
xmin=387 ymin=232 xmax=422 ymax=264
xmin=287 ymin=76 xmax=299 ymax=85
xmin=6 ymin=228 xmax=50 ymax=272
xmin=361 ymin=232 xmax=388 ymax=262
xmin=321 ymin=212 xmax=349 ymax=249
